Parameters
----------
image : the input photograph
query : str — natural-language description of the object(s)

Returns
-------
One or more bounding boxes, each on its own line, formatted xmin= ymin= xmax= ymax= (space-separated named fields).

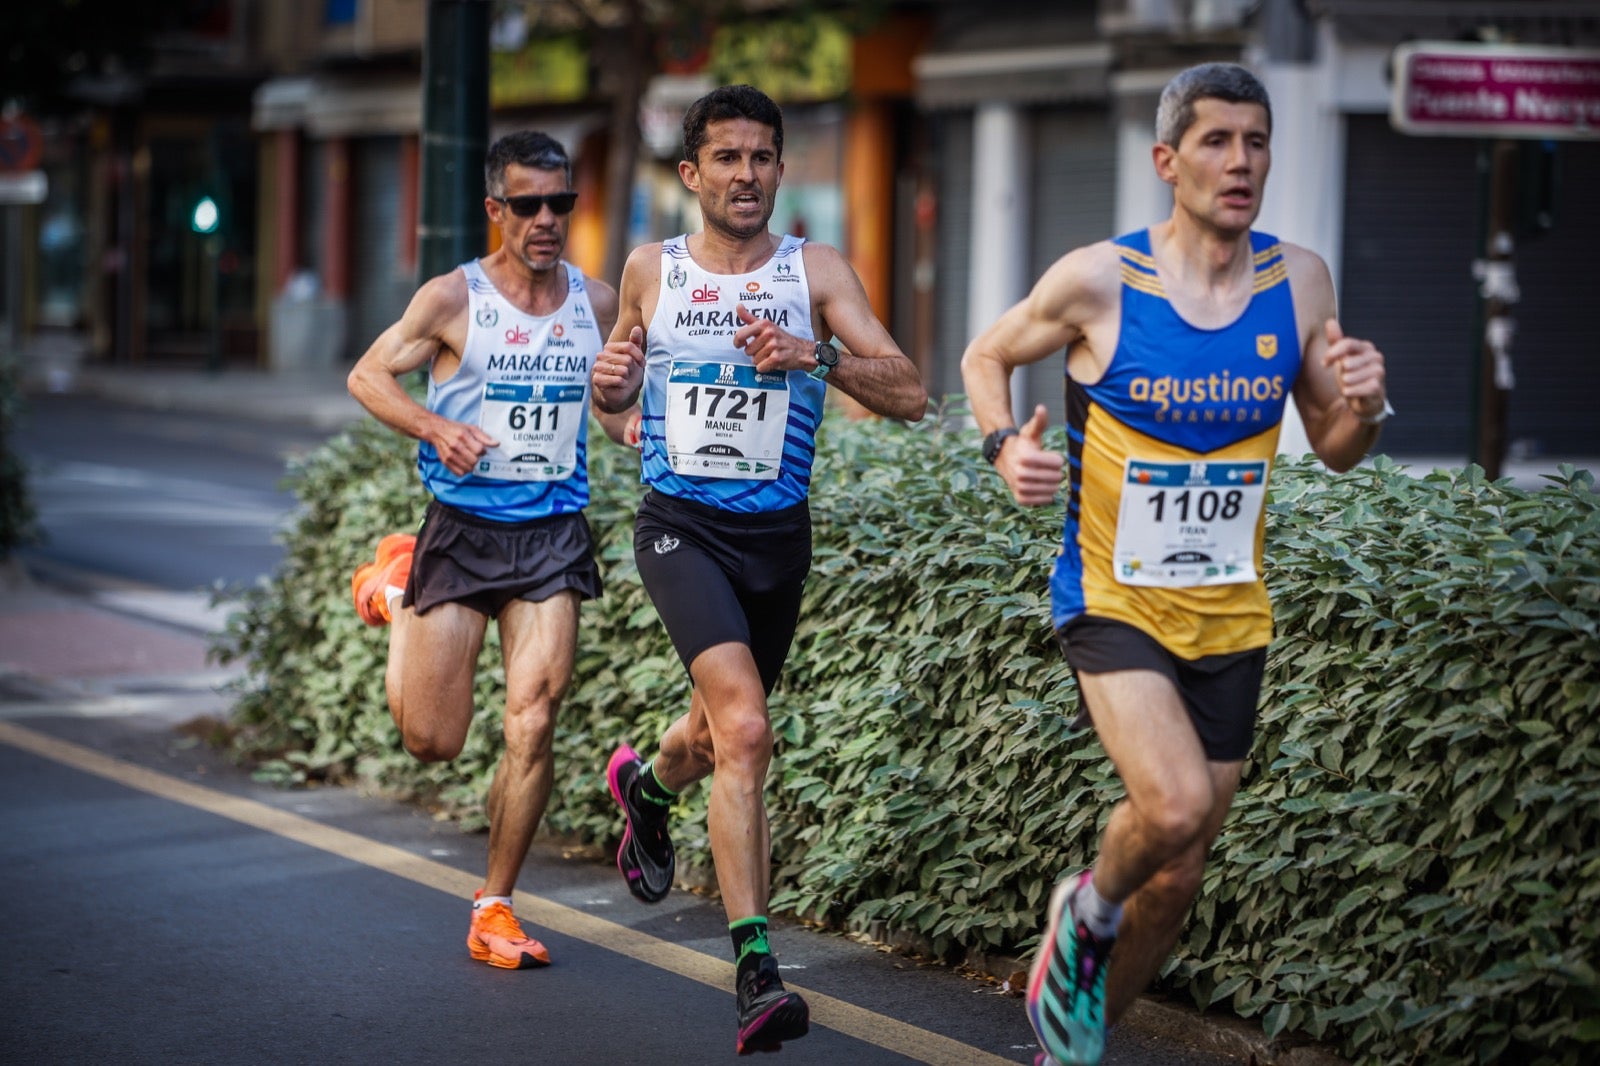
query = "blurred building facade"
xmin=10 ymin=0 xmax=1598 ymax=457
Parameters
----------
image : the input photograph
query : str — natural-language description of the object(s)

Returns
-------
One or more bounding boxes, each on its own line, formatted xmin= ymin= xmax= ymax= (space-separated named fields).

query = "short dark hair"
xmin=1155 ymin=63 xmax=1273 ymax=147
xmin=681 ymin=84 xmax=784 ymax=164
xmin=484 ymin=131 xmax=572 ymax=197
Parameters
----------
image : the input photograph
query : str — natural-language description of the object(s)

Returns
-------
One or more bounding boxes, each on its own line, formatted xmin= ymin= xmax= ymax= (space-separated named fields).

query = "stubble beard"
xmin=709 ymin=190 xmax=773 ymax=243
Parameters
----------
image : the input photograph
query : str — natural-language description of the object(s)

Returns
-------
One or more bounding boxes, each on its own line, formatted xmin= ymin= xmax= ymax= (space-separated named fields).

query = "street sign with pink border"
xmin=1391 ymin=41 xmax=1600 ymax=140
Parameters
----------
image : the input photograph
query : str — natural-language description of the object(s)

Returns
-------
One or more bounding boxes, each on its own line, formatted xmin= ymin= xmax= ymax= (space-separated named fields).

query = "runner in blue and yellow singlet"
xmin=591 ymin=85 xmax=927 ymax=1055
xmin=962 ymin=64 xmax=1391 ymax=1066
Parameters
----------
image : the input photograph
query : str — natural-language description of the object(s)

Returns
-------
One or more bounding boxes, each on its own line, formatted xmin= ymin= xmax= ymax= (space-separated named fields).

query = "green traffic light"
xmin=191 ymin=196 xmax=219 ymax=234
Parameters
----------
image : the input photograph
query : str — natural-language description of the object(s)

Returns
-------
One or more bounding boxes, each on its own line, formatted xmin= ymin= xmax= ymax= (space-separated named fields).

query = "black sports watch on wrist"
xmin=982 ymin=427 xmax=1019 ymax=465
xmin=807 ymin=341 xmax=840 ymax=381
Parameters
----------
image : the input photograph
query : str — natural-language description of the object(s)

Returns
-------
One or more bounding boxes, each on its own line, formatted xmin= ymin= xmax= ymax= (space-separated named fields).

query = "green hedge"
xmin=216 ymin=409 xmax=1600 ymax=1065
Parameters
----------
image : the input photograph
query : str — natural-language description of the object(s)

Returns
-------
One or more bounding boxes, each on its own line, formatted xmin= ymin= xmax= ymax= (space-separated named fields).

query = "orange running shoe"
xmin=467 ymin=890 xmax=550 ymax=969
xmin=350 ymin=534 xmax=415 ymax=626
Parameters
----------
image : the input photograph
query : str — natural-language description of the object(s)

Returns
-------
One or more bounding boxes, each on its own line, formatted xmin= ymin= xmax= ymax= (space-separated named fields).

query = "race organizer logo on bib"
xmin=664 ymin=360 xmax=789 ymax=480
xmin=1112 ymin=459 xmax=1269 ymax=587
xmin=476 ymin=381 xmax=585 ymax=481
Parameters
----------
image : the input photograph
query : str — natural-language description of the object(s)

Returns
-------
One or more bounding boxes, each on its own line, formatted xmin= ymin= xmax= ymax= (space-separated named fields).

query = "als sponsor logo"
xmin=553 ymin=323 xmax=565 ymax=337
xmin=504 ymin=325 xmax=531 ymax=345
xmin=691 ymin=284 xmax=720 ymax=305
xmin=476 ymin=306 xmax=499 ymax=328
xmin=740 ymin=280 xmax=773 ymax=303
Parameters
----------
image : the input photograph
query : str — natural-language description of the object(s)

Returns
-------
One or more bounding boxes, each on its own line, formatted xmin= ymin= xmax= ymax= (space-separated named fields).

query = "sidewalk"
xmin=18 ymin=330 xmax=362 ymax=432
xmin=0 ymin=560 xmax=239 ymax=725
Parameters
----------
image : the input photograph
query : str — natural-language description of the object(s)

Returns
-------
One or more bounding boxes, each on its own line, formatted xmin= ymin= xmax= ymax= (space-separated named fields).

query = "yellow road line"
xmin=0 ymin=720 xmax=1020 ymax=1066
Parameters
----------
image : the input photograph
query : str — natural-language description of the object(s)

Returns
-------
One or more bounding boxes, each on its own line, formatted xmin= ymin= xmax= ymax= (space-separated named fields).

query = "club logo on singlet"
xmin=1257 ymin=334 xmax=1278 ymax=359
xmin=668 ymin=264 xmax=687 ymax=289
xmin=476 ymin=306 xmax=498 ymax=328
xmin=653 ymin=534 xmax=680 ymax=555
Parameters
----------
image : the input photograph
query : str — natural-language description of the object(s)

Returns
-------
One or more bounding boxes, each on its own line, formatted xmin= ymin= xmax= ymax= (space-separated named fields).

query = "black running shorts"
xmin=632 ymin=490 xmax=811 ymax=695
xmin=404 ymin=500 xmax=601 ymax=618
xmin=1055 ymin=615 xmax=1265 ymax=762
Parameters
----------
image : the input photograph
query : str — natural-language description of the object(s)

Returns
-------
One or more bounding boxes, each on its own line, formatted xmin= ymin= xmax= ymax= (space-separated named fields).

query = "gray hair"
xmin=484 ymin=131 xmax=572 ymax=196
xmin=1155 ymin=63 xmax=1272 ymax=147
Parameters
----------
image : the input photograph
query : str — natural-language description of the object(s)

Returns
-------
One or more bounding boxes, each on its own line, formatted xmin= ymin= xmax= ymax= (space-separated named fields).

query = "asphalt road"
xmin=1 ymin=389 xmax=1256 ymax=1065
xmin=11 ymin=391 xmax=333 ymax=592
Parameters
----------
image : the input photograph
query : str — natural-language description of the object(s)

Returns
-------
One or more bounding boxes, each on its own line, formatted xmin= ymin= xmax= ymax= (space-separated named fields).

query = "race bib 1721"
xmin=664 ymin=360 xmax=789 ymax=480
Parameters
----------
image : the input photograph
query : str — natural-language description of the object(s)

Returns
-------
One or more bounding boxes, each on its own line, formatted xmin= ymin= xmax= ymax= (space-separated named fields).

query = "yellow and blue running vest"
xmin=1050 ymin=230 xmax=1302 ymax=659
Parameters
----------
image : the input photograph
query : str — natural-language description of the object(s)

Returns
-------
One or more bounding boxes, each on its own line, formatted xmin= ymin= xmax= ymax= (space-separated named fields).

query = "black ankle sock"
xmin=637 ymin=759 xmax=678 ymax=810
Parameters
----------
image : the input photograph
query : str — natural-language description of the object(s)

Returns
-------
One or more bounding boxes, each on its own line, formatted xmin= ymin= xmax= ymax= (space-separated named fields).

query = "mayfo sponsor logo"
xmin=690 ymin=284 xmax=720 ymax=304
xmin=740 ymin=281 xmax=774 ymax=303
xmin=504 ymin=325 xmax=531 ymax=345
xmin=545 ymin=323 xmax=577 ymax=350
xmin=1129 ymin=371 xmax=1286 ymax=416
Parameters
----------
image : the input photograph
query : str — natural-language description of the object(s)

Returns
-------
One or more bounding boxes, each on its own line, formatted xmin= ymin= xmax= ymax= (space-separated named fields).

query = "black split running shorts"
xmin=1055 ymin=615 xmax=1266 ymax=762
xmin=403 ymin=500 xmax=602 ymax=618
xmin=632 ymin=490 xmax=812 ymax=695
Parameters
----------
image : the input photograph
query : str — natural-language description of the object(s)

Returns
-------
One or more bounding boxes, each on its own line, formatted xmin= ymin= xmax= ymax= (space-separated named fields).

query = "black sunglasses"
xmin=494 ymin=192 xmax=578 ymax=217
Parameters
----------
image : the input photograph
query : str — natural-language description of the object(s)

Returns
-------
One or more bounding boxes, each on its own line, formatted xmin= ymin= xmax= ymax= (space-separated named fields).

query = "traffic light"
xmin=191 ymin=194 xmax=220 ymax=235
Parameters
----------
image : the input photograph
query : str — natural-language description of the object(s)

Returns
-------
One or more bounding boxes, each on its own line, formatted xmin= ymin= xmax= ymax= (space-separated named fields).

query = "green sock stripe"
xmin=639 ymin=760 xmax=679 ymax=806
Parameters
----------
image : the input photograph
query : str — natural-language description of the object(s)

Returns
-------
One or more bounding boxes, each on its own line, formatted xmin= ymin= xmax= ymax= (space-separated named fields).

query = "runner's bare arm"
xmin=733 ymin=244 xmax=927 ymax=422
xmin=1286 ymin=245 xmax=1389 ymax=473
xmin=584 ymin=276 xmax=642 ymax=445
xmin=592 ymin=244 xmax=658 ymax=414
xmin=961 ymin=244 xmax=1113 ymax=507
xmin=347 ymin=271 xmax=498 ymax=476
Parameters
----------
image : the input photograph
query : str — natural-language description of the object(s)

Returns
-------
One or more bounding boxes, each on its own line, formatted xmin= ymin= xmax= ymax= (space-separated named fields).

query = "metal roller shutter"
xmin=1028 ymin=107 xmax=1116 ymax=427
xmin=1341 ymin=116 xmax=1598 ymax=458
xmin=1339 ymin=114 xmax=1481 ymax=456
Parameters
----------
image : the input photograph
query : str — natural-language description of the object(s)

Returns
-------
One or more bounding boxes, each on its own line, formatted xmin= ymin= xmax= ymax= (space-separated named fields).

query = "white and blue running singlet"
xmin=639 ymin=234 xmax=825 ymax=513
xmin=417 ymin=259 xmax=602 ymax=522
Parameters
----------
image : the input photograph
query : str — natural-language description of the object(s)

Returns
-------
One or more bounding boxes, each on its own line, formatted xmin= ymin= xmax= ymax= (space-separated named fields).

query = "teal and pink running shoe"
xmin=1026 ymin=871 xmax=1115 ymax=1065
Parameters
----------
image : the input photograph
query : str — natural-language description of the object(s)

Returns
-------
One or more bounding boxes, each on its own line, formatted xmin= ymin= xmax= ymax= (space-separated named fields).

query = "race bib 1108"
xmin=1112 ymin=458 xmax=1268 ymax=587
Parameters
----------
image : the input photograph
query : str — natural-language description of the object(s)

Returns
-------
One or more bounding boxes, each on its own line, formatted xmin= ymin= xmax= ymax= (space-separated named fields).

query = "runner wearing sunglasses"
xmin=347 ymin=130 xmax=640 ymax=972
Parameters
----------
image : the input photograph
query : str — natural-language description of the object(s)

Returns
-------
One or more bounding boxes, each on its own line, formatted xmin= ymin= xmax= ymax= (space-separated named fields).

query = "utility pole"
xmin=1471 ymin=141 xmax=1519 ymax=480
xmin=418 ymin=0 xmax=490 ymax=285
